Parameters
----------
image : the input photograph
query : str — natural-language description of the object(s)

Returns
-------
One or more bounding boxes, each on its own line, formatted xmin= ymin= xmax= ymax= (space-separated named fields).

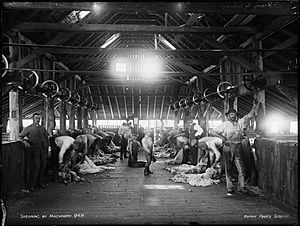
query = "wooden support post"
xmin=253 ymin=40 xmax=266 ymax=134
xmin=69 ymin=105 xmax=75 ymax=130
xmin=233 ymin=97 xmax=238 ymax=111
xmin=9 ymin=91 xmax=20 ymax=140
xmin=8 ymin=33 xmax=22 ymax=140
xmin=60 ymin=101 xmax=67 ymax=135
xmin=198 ymin=102 xmax=208 ymax=136
xmin=44 ymin=97 xmax=55 ymax=135
xmin=77 ymin=107 xmax=82 ymax=129
xmin=133 ymin=91 xmax=139 ymax=135
xmin=83 ymin=108 xmax=89 ymax=130
xmin=174 ymin=111 xmax=180 ymax=129
xmin=91 ymin=111 xmax=96 ymax=127
xmin=220 ymin=61 xmax=229 ymax=121
xmin=69 ymin=78 xmax=75 ymax=130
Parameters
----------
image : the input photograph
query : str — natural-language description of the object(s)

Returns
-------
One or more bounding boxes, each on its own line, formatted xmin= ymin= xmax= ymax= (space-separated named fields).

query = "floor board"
xmin=5 ymin=153 xmax=298 ymax=225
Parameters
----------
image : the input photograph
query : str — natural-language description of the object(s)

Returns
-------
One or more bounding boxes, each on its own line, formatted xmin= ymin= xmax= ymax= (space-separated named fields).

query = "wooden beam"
xmin=97 ymin=86 xmax=106 ymax=120
xmin=4 ymin=43 xmax=293 ymax=56
xmin=275 ymin=85 xmax=298 ymax=108
xmin=173 ymin=13 xmax=204 ymax=44
xmin=60 ymin=55 xmax=212 ymax=66
xmin=105 ymin=86 xmax=114 ymax=119
xmin=240 ymin=16 xmax=297 ymax=49
xmin=217 ymin=15 xmax=256 ymax=42
xmin=4 ymin=2 xmax=296 ymax=15
xmin=84 ymin=80 xmax=178 ymax=87
xmin=199 ymin=36 xmax=261 ymax=71
xmin=131 ymin=86 xmax=134 ymax=118
xmin=12 ymin=22 xmax=257 ymax=34
xmin=153 ymin=89 xmax=157 ymax=119
xmin=263 ymin=36 xmax=297 ymax=59
xmin=123 ymin=87 xmax=128 ymax=119
xmin=146 ymin=96 xmax=150 ymax=119
xmin=139 ymin=87 xmax=142 ymax=119
xmin=32 ymin=46 xmax=262 ymax=57
xmin=160 ymin=86 xmax=167 ymax=120
xmin=16 ymin=53 xmax=39 ymax=68
xmin=112 ymin=86 xmax=121 ymax=119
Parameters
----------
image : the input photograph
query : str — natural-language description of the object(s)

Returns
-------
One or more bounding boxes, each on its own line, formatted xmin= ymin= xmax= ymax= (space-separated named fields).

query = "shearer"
xmin=73 ymin=133 xmax=101 ymax=163
xmin=210 ymin=99 xmax=259 ymax=195
xmin=197 ymin=136 xmax=223 ymax=169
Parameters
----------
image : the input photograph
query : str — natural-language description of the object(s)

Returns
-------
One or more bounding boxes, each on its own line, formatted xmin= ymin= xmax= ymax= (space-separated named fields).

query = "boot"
xmin=148 ymin=166 xmax=153 ymax=174
xmin=144 ymin=166 xmax=150 ymax=176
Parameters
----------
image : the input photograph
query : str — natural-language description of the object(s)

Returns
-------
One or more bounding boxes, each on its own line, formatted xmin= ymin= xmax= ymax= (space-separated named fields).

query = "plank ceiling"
xmin=1 ymin=2 xmax=299 ymax=121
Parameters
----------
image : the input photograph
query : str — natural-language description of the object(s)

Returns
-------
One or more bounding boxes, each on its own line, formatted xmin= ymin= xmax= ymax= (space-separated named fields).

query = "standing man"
xmin=210 ymin=99 xmax=259 ymax=195
xmin=142 ymin=128 xmax=155 ymax=176
xmin=19 ymin=113 xmax=50 ymax=192
xmin=118 ymin=122 xmax=132 ymax=160
xmin=188 ymin=120 xmax=204 ymax=147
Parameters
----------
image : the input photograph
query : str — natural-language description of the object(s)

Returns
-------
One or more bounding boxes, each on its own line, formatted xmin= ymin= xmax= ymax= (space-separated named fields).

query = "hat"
xmin=225 ymin=109 xmax=238 ymax=116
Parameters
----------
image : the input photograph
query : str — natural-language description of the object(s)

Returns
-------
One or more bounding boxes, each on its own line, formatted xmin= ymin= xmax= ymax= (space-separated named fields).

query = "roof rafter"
xmin=4 ymin=2 xmax=296 ymax=15
xmin=12 ymin=22 xmax=257 ymax=34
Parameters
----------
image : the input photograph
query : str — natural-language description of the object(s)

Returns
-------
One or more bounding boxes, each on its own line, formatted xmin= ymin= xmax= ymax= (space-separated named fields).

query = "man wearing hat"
xmin=210 ymin=99 xmax=259 ymax=195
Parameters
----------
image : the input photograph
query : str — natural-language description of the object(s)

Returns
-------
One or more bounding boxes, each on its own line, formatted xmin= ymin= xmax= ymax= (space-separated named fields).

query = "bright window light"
xmin=92 ymin=2 xmax=103 ymax=14
xmin=140 ymin=58 xmax=161 ymax=78
xmin=79 ymin=11 xmax=90 ymax=19
xmin=22 ymin=119 xmax=32 ymax=128
xmin=178 ymin=120 xmax=184 ymax=128
xmin=270 ymin=120 xmax=279 ymax=133
xmin=116 ymin=63 xmax=126 ymax=72
xmin=290 ymin=121 xmax=298 ymax=134
xmin=266 ymin=114 xmax=285 ymax=134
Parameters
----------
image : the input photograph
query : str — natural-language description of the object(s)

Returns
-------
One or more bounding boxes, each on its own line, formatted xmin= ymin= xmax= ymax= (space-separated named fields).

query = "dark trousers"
xmin=145 ymin=151 xmax=152 ymax=167
xmin=27 ymin=147 xmax=47 ymax=189
xmin=120 ymin=137 xmax=128 ymax=159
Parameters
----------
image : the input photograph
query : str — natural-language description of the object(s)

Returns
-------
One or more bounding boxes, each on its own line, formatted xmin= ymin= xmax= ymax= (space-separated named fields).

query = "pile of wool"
xmin=90 ymin=154 xmax=118 ymax=165
xmin=165 ymin=164 xmax=221 ymax=187
xmin=171 ymin=168 xmax=221 ymax=187
xmin=77 ymin=156 xmax=115 ymax=174
xmin=154 ymin=152 xmax=171 ymax=158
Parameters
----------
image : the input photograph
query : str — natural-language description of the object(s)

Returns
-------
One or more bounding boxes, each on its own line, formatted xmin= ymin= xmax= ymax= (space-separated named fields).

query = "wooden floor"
xmin=5 ymin=153 xmax=298 ymax=225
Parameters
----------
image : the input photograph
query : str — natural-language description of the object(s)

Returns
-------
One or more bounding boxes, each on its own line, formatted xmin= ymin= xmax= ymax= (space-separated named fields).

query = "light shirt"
xmin=198 ymin=137 xmax=223 ymax=153
xmin=142 ymin=136 xmax=153 ymax=154
xmin=198 ymin=136 xmax=223 ymax=164
xmin=118 ymin=124 xmax=132 ymax=139
xmin=213 ymin=115 xmax=250 ymax=141
xmin=194 ymin=124 xmax=204 ymax=137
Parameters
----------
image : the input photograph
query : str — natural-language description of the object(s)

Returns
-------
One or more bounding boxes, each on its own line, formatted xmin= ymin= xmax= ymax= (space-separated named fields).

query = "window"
xmin=116 ymin=63 xmax=126 ymax=72
xmin=290 ymin=121 xmax=298 ymax=134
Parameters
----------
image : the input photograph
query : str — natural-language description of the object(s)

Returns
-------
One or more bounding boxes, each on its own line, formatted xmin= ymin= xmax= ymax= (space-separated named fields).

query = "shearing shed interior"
xmin=1 ymin=1 xmax=299 ymax=225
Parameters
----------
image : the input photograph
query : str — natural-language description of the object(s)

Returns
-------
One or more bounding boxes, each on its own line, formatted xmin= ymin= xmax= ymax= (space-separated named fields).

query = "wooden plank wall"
xmin=255 ymin=138 xmax=298 ymax=210
xmin=1 ymin=141 xmax=27 ymax=198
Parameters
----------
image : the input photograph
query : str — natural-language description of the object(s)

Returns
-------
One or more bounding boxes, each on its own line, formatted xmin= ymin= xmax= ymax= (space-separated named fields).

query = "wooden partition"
xmin=1 ymin=141 xmax=27 ymax=199
xmin=255 ymin=137 xmax=298 ymax=211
